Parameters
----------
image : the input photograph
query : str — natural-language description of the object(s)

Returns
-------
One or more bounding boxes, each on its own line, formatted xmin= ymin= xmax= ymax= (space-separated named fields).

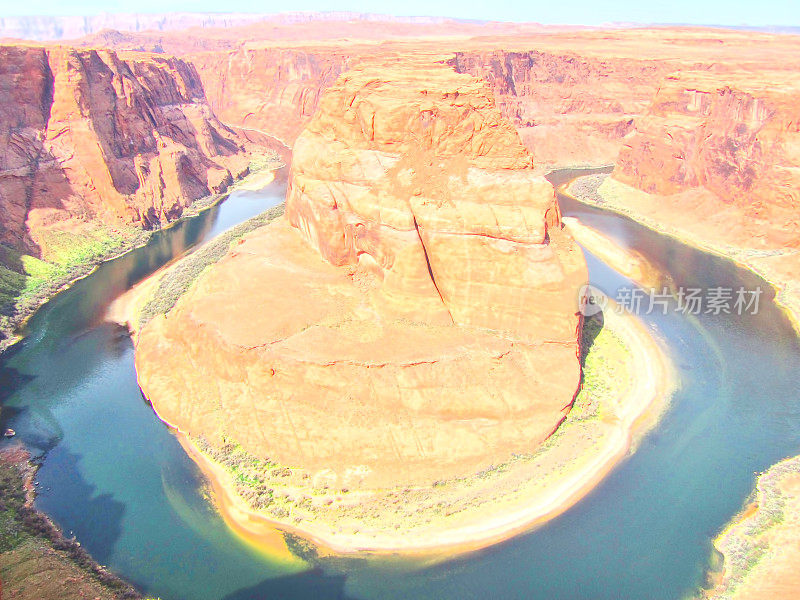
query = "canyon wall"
xmin=188 ymin=44 xmax=675 ymax=167
xmin=190 ymin=47 xmax=350 ymax=145
xmin=136 ymin=60 xmax=587 ymax=489
xmin=449 ymin=50 xmax=673 ymax=166
xmin=0 ymin=44 xmax=254 ymax=259
xmin=613 ymin=69 xmax=800 ymax=250
xmin=60 ymin=27 xmax=800 ymax=175
xmin=614 ymin=70 xmax=800 ymax=245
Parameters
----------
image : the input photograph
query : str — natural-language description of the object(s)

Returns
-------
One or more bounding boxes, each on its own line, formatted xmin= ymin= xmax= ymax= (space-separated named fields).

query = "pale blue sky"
xmin=0 ymin=0 xmax=797 ymax=27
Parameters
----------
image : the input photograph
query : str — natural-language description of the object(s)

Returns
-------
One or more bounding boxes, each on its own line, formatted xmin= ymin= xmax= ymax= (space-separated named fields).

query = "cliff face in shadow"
xmin=0 ymin=44 xmax=255 ymax=259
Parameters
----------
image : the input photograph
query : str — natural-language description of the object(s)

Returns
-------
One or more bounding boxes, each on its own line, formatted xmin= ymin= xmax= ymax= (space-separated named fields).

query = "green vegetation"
xmin=573 ymin=313 xmax=632 ymax=420
xmin=0 ymin=151 xmax=283 ymax=349
xmin=194 ymin=437 xmax=300 ymax=516
xmin=0 ymin=225 xmax=145 ymax=347
xmin=0 ymin=449 xmax=141 ymax=599
xmin=248 ymin=153 xmax=284 ymax=173
xmin=138 ymin=203 xmax=284 ymax=325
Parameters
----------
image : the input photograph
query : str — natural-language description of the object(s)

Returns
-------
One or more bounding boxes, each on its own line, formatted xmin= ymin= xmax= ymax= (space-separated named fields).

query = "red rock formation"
xmin=0 ymin=46 xmax=53 ymax=255
xmin=0 ymin=44 xmax=254 ymax=258
xmin=449 ymin=50 xmax=673 ymax=166
xmin=135 ymin=60 xmax=587 ymax=489
xmin=613 ymin=71 xmax=800 ymax=249
xmin=190 ymin=47 xmax=350 ymax=145
xmin=286 ymin=59 xmax=582 ymax=342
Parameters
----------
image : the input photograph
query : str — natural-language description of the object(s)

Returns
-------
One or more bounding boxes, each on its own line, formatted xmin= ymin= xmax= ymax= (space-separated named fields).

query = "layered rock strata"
xmin=0 ymin=44 xmax=254 ymax=258
xmin=448 ymin=50 xmax=672 ymax=166
xmin=135 ymin=60 xmax=587 ymax=490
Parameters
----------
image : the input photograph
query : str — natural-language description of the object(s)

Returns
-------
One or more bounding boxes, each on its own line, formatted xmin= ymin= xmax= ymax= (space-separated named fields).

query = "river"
xmin=1 ymin=168 xmax=799 ymax=600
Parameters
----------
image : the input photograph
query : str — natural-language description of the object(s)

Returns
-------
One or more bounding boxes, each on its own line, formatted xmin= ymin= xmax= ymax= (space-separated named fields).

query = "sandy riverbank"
xmin=562 ymin=216 xmax=668 ymax=290
xmin=137 ymin=294 xmax=675 ymax=555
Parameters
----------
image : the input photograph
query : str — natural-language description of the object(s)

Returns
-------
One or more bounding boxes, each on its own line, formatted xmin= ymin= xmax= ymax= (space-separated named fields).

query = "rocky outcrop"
xmin=449 ymin=50 xmax=673 ymax=166
xmin=135 ymin=60 xmax=587 ymax=490
xmin=611 ymin=71 xmax=800 ymax=252
xmin=286 ymin=59 xmax=582 ymax=341
xmin=190 ymin=47 xmax=350 ymax=145
xmin=0 ymin=44 xmax=253 ymax=258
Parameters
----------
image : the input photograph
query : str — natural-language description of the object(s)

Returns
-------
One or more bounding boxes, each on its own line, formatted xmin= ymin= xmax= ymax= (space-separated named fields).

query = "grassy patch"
xmin=0 ymin=264 xmax=26 ymax=316
xmin=248 ymin=153 xmax=283 ymax=173
xmin=0 ymin=225 xmax=145 ymax=346
xmin=573 ymin=313 xmax=632 ymax=421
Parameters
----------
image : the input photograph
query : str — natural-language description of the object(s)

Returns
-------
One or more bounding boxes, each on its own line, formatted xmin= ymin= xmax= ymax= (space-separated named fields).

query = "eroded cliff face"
xmin=190 ymin=47 xmax=351 ymax=145
xmin=611 ymin=71 xmax=800 ymax=250
xmin=136 ymin=60 xmax=587 ymax=489
xmin=449 ymin=50 xmax=673 ymax=167
xmin=0 ymin=44 xmax=253 ymax=259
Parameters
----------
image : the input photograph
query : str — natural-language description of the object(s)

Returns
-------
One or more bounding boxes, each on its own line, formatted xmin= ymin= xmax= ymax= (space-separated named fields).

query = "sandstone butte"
xmin=135 ymin=59 xmax=588 ymax=494
xmin=0 ymin=43 xmax=257 ymax=261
